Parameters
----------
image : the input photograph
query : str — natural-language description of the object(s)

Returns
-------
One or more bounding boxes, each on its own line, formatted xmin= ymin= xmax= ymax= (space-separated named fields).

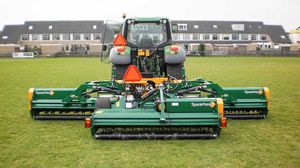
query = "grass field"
xmin=0 ymin=57 xmax=299 ymax=168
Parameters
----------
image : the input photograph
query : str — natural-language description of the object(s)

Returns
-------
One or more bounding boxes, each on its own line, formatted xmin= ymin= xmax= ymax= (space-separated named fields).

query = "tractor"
xmin=28 ymin=17 xmax=269 ymax=139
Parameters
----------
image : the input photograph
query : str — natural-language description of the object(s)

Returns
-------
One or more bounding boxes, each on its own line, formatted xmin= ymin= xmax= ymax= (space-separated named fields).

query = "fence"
xmin=187 ymin=50 xmax=300 ymax=57
xmin=1 ymin=50 xmax=300 ymax=57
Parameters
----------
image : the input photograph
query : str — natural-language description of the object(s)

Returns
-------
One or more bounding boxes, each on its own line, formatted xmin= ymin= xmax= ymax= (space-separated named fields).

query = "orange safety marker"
xmin=113 ymin=33 xmax=127 ymax=46
xmin=123 ymin=65 xmax=142 ymax=82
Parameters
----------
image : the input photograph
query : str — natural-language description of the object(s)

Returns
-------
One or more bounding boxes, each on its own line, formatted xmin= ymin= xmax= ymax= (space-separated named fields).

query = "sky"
xmin=0 ymin=0 xmax=299 ymax=31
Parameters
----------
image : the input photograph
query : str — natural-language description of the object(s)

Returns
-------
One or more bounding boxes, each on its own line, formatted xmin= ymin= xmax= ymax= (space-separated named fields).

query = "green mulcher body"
xmin=28 ymin=17 xmax=270 ymax=139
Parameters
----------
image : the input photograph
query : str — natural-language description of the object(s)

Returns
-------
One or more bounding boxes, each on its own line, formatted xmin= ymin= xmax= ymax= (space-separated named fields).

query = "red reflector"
xmin=170 ymin=45 xmax=179 ymax=52
xmin=113 ymin=33 xmax=127 ymax=46
xmin=85 ymin=118 xmax=91 ymax=128
xmin=123 ymin=65 xmax=142 ymax=82
xmin=221 ymin=117 xmax=227 ymax=128
xmin=116 ymin=46 xmax=125 ymax=52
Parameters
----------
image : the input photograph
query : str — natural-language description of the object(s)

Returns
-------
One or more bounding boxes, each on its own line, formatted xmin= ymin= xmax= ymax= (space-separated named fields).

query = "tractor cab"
xmin=109 ymin=17 xmax=186 ymax=80
xmin=123 ymin=18 xmax=172 ymax=48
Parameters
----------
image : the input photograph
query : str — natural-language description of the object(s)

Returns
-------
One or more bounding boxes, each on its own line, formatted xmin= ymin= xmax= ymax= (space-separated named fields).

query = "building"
xmin=0 ymin=21 xmax=105 ymax=56
xmin=171 ymin=20 xmax=292 ymax=55
xmin=0 ymin=19 xmax=295 ymax=56
xmin=287 ymin=26 xmax=300 ymax=52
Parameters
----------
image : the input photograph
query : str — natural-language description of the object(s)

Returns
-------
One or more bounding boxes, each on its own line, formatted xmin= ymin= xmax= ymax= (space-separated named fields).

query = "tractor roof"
xmin=128 ymin=17 xmax=169 ymax=22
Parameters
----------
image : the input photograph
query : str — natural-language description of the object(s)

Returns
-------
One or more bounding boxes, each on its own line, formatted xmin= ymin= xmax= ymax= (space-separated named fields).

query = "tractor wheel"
xmin=112 ymin=64 xmax=129 ymax=80
xmin=166 ymin=63 xmax=183 ymax=80
xmin=95 ymin=97 xmax=111 ymax=110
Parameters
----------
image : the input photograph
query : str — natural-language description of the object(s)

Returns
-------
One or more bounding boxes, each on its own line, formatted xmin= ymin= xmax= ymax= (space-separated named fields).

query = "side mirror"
xmin=102 ymin=45 xmax=107 ymax=51
xmin=113 ymin=25 xmax=122 ymax=34
xmin=172 ymin=24 xmax=178 ymax=33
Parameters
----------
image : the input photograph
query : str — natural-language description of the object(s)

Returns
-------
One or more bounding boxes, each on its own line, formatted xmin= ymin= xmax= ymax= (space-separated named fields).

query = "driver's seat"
xmin=140 ymin=35 xmax=153 ymax=47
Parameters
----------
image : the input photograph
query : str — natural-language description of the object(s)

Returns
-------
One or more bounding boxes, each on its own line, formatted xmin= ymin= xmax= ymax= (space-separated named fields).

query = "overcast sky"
xmin=0 ymin=0 xmax=299 ymax=31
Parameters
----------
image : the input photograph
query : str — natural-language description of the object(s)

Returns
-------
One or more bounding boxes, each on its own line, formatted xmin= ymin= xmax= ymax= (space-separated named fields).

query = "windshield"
xmin=127 ymin=22 xmax=167 ymax=48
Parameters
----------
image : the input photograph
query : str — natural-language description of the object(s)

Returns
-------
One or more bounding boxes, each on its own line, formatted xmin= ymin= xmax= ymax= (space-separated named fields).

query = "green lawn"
xmin=0 ymin=57 xmax=299 ymax=168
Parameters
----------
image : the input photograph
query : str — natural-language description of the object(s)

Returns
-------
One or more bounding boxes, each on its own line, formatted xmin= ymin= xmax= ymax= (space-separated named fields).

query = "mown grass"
xmin=0 ymin=57 xmax=299 ymax=168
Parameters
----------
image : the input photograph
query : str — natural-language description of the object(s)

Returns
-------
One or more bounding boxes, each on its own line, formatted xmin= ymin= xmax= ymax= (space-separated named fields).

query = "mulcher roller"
xmin=93 ymin=127 xmax=220 ymax=139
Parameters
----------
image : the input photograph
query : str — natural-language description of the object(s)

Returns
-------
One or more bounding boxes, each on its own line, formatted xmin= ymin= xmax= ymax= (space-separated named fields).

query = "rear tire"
xmin=95 ymin=98 xmax=111 ymax=110
xmin=166 ymin=63 xmax=183 ymax=80
xmin=112 ymin=64 xmax=129 ymax=80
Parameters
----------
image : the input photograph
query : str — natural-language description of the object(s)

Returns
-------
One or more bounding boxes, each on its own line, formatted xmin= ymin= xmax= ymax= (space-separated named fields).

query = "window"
xmin=212 ymin=34 xmax=220 ymax=40
xmin=261 ymin=35 xmax=268 ymax=41
xmin=194 ymin=25 xmax=199 ymax=29
xmin=93 ymin=25 xmax=97 ymax=29
xmin=232 ymin=34 xmax=239 ymax=40
xmin=93 ymin=34 xmax=101 ymax=40
xmin=231 ymin=24 xmax=244 ymax=31
xmin=213 ymin=25 xmax=218 ymax=29
xmin=223 ymin=34 xmax=230 ymax=40
xmin=203 ymin=34 xmax=210 ymax=40
xmin=127 ymin=22 xmax=168 ymax=47
xmin=28 ymin=26 xmax=33 ymax=30
xmin=84 ymin=34 xmax=91 ymax=40
xmin=42 ymin=34 xmax=50 ymax=40
xmin=178 ymin=34 xmax=190 ymax=40
xmin=73 ymin=34 xmax=81 ymax=40
xmin=53 ymin=34 xmax=60 ymax=40
xmin=178 ymin=24 xmax=187 ymax=30
xmin=2 ymin=36 xmax=8 ymax=39
xmin=32 ymin=34 xmax=40 ymax=40
xmin=265 ymin=45 xmax=271 ymax=48
xmin=63 ymin=34 xmax=70 ymax=40
xmin=132 ymin=25 xmax=148 ymax=30
xmin=251 ymin=34 xmax=257 ymax=41
xmin=172 ymin=34 xmax=179 ymax=40
xmin=241 ymin=34 xmax=249 ymax=40
xmin=48 ymin=25 xmax=53 ymax=30
xmin=21 ymin=34 xmax=29 ymax=41
xmin=183 ymin=34 xmax=191 ymax=40
xmin=192 ymin=34 xmax=200 ymax=40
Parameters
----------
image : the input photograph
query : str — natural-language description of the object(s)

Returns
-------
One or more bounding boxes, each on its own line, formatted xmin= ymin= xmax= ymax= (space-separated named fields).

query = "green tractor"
xmin=28 ymin=17 xmax=270 ymax=139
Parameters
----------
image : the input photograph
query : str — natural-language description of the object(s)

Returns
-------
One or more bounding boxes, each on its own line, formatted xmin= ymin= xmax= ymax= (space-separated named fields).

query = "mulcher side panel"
xmin=29 ymin=81 xmax=117 ymax=119
xmin=222 ymin=87 xmax=269 ymax=119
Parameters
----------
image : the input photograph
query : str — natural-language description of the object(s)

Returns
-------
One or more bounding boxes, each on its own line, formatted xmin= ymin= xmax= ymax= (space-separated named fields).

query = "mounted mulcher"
xmin=28 ymin=17 xmax=270 ymax=139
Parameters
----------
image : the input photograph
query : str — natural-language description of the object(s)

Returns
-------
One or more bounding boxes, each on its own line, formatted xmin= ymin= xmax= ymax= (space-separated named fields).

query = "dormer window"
xmin=48 ymin=25 xmax=53 ymax=30
xmin=93 ymin=25 xmax=97 ymax=29
xmin=194 ymin=25 xmax=199 ymax=29
xmin=178 ymin=24 xmax=187 ymax=30
xmin=232 ymin=24 xmax=244 ymax=31
xmin=280 ymin=35 xmax=286 ymax=39
xmin=28 ymin=26 xmax=33 ymax=30
xmin=2 ymin=36 xmax=8 ymax=39
xmin=213 ymin=25 xmax=218 ymax=29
